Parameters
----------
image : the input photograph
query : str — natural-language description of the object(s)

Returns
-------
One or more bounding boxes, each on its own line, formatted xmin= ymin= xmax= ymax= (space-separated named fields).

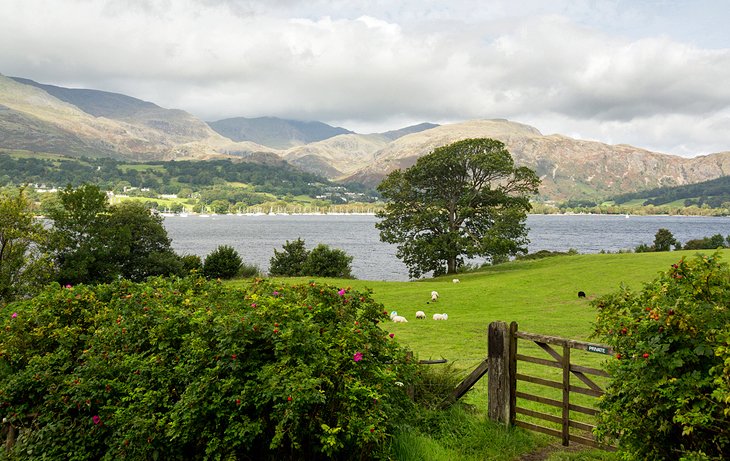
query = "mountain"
xmin=3 ymin=75 xmax=730 ymax=201
xmin=344 ymin=119 xmax=730 ymax=201
xmin=0 ymin=75 xmax=276 ymax=161
xmin=208 ymin=116 xmax=353 ymax=149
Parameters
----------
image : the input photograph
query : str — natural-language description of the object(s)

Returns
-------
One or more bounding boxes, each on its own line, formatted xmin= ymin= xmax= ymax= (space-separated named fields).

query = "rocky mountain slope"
xmin=2 ymin=75 xmax=729 ymax=201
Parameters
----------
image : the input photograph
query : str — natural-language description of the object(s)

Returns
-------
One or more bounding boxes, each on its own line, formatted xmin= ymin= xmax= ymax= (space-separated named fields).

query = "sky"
xmin=1 ymin=0 xmax=729 ymax=157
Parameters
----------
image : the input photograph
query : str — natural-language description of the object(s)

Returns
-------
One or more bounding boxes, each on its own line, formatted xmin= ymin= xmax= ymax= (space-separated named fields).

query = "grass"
xmin=229 ymin=249 xmax=730 ymax=459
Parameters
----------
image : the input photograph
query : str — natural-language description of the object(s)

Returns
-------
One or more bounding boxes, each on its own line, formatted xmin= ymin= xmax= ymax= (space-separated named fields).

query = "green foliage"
xmin=202 ymin=245 xmax=242 ymax=279
xmin=179 ymin=254 xmax=203 ymax=274
xmin=515 ymin=249 xmax=579 ymax=261
xmin=105 ymin=201 xmax=184 ymax=281
xmin=269 ymin=238 xmax=309 ymax=276
xmin=0 ymin=187 xmax=54 ymax=305
xmin=0 ymin=277 xmax=418 ymax=460
xmin=611 ymin=175 xmax=730 ymax=208
xmin=683 ymin=234 xmax=728 ymax=250
xmin=238 ymin=262 xmax=261 ymax=278
xmin=653 ymin=228 xmax=681 ymax=251
xmin=593 ymin=253 xmax=730 ymax=460
xmin=269 ymin=239 xmax=353 ymax=278
xmin=46 ymin=185 xmax=183 ymax=284
xmin=46 ymin=184 xmax=114 ymax=285
xmin=376 ymin=138 xmax=540 ymax=278
xmin=302 ymin=244 xmax=354 ymax=279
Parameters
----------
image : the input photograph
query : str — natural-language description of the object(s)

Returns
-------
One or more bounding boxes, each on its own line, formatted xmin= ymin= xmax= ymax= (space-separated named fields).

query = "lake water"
xmin=163 ymin=214 xmax=730 ymax=281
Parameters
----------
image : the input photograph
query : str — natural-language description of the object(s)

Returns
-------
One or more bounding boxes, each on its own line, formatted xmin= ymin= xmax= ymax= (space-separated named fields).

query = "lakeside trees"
xmin=376 ymin=138 xmax=540 ymax=278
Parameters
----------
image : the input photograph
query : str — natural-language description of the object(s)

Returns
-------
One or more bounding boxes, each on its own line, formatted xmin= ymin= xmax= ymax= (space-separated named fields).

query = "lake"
xmin=163 ymin=214 xmax=730 ymax=281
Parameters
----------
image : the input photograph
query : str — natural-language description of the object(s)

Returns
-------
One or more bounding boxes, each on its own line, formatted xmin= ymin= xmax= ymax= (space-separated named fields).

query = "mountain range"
xmin=2 ymin=74 xmax=729 ymax=202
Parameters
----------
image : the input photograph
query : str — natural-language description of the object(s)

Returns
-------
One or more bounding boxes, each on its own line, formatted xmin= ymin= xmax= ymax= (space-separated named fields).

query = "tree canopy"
xmin=375 ymin=138 xmax=540 ymax=278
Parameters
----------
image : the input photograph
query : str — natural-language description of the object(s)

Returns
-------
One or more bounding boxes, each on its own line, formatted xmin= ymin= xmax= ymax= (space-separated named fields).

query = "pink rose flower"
xmin=353 ymin=352 xmax=363 ymax=362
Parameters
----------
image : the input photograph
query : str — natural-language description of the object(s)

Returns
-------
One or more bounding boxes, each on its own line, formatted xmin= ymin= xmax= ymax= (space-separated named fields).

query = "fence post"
xmin=488 ymin=321 xmax=515 ymax=426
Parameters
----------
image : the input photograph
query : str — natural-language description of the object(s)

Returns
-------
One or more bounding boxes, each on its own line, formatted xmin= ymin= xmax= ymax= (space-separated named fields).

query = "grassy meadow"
xmin=230 ymin=249 xmax=729 ymax=460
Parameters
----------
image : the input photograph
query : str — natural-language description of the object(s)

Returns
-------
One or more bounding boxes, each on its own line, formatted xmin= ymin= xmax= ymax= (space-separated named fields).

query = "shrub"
xmin=653 ymin=228 xmax=680 ymax=251
xmin=180 ymin=254 xmax=203 ymax=274
xmin=592 ymin=252 xmax=730 ymax=460
xmin=202 ymin=245 xmax=242 ymax=279
xmin=0 ymin=277 xmax=418 ymax=460
xmin=269 ymin=238 xmax=308 ymax=276
xmin=684 ymin=234 xmax=727 ymax=250
xmin=302 ymin=244 xmax=353 ymax=278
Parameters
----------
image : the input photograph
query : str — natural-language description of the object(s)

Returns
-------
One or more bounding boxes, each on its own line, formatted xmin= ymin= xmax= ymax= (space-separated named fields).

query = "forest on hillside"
xmin=0 ymin=152 xmax=379 ymax=203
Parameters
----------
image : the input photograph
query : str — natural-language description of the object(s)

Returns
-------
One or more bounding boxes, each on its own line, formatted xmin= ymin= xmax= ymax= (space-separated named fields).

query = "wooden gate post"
xmin=488 ymin=321 xmax=517 ymax=426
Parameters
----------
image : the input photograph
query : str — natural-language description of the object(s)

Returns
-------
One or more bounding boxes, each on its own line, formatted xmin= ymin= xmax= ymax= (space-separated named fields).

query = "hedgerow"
xmin=593 ymin=252 xmax=730 ymax=460
xmin=0 ymin=277 xmax=417 ymax=460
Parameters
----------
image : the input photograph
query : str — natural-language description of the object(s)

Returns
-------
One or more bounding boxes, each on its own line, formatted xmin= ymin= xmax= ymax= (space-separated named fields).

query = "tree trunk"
xmin=447 ymin=258 xmax=457 ymax=274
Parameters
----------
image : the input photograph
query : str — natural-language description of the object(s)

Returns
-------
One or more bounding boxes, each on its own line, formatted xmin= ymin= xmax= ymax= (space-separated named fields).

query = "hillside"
xmin=611 ymin=174 xmax=730 ymax=207
xmin=208 ymin=116 xmax=352 ymax=149
xmin=3 ymin=75 xmax=730 ymax=202
xmin=344 ymin=120 xmax=730 ymax=201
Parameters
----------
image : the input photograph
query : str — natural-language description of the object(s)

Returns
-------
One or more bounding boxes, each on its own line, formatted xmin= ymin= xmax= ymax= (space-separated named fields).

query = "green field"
xmin=231 ymin=249 xmax=730 ymax=459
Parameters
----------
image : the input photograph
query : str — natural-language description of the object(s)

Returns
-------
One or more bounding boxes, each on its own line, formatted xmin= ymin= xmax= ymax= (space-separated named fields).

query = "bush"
xmin=0 ymin=277 xmax=418 ymax=460
xmin=302 ymin=244 xmax=353 ymax=278
xmin=202 ymin=245 xmax=242 ymax=279
xmin=269 ymin=240 xmax=354 ymax=278
xmin=269 ymin=238 xmax=308 ymax=276
xmin=180 ymin=254 xmax=203 ymax=274
xmin=592 ymin=252 xmax=730 ymax=460
xmin=684 ymin=234 xmax=727 ymax=250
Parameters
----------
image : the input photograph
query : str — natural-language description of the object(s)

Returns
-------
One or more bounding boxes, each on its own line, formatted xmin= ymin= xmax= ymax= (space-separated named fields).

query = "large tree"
xmin=376 ymin=138 xmax=540 ymax=278
xmin=47 ymin=184 xmax=183 ymax=284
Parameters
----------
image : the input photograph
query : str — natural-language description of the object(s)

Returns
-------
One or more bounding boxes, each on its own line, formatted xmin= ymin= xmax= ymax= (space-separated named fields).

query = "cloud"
xmin=0 ymin=0 xmax=729 ymax=155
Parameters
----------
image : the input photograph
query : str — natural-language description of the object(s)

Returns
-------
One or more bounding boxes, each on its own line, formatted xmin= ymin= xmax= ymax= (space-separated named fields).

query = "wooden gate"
xmin=484 ymin=321 xmax=614 ymax=449
xmin=514 ymin=328 xmax=614 ymax=448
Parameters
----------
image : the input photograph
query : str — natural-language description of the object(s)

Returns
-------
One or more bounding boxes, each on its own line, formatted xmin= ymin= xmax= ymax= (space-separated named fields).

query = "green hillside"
xmin=611 ymin=175 xmax=730 ymax=207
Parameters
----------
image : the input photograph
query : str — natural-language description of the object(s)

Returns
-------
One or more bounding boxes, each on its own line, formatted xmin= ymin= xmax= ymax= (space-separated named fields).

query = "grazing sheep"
xmin=432 ymin=313 xmax=448 ymax=320
xmin=431 ymin=291 xmax=439 ymax=301
xmin=452 ymin=278 xmax=460 ymax=283
xmin=392 ymin=315 xmax=408 ymax=323
xmin=578 ymin=291 xmax=586 ymax=298
xmin=415 ymin=310 xmax=426 ymax=319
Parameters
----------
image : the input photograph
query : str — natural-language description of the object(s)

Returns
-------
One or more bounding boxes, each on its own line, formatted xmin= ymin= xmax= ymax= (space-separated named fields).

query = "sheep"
xmin=415 ymin=310 xmax=426 ymax=319
xmin=432 ymin=313 xmax=448 ymax=320
xmin=578 ymin=291 xmax=586 ymax=298
xmin=431 ymin=291 xmax=439 ymax=301
xmin=452 ymin=278 xmax=460 ymax=283
xmin=392 ymin=315 xmax=408 ymax=323
xmin=389 ymin=311 xmax=398 ymax=319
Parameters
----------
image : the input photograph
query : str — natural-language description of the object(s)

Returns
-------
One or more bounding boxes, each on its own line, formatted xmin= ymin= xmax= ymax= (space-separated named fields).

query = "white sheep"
xmin=431 ymin=291 xmax=439 ymax=301
xmin=389 ymin=311 xmax=398 ymax=319
xmin=452 ymin=278 xmax=460 ymax=283
xmin=432 ymin=313 xmax=448 ymax=320
xmin=392 ymin=315 xmax=408 ymax=323
xmin=415 ymin=310 xmax=426 ymax=319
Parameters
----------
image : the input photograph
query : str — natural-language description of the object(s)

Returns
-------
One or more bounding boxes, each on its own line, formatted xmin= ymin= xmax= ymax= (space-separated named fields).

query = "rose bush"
xmin=593 ymin=252 xmax=730 ymax=460
xmin=0 ymin=276 xmax=417 ymax=460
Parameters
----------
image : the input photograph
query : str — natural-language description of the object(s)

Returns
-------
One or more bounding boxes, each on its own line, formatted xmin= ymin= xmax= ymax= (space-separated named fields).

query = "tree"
xmin=653 ymin=228 xmax=680 ymax=251
xmin=376 ymin=138 xmax=540 ymax=278
xmin=46 ymin=184 xmax=114 ymax=285
xmin=301 ymin=244 xmax=353 ymax=278
xmin=203 ymin=245 xmax=242 ymax=279
xmin=269 ymin=238 xmax=309 ymax=276
xmin=0 ymin=187 xmax=53 ymax=304
xmin=105 ymin=201 xmax=184 ymax=281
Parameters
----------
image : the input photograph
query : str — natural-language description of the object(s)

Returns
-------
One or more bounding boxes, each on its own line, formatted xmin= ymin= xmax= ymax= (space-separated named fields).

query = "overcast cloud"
xmin=1 ymin=0 xmax=729 ymax=156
